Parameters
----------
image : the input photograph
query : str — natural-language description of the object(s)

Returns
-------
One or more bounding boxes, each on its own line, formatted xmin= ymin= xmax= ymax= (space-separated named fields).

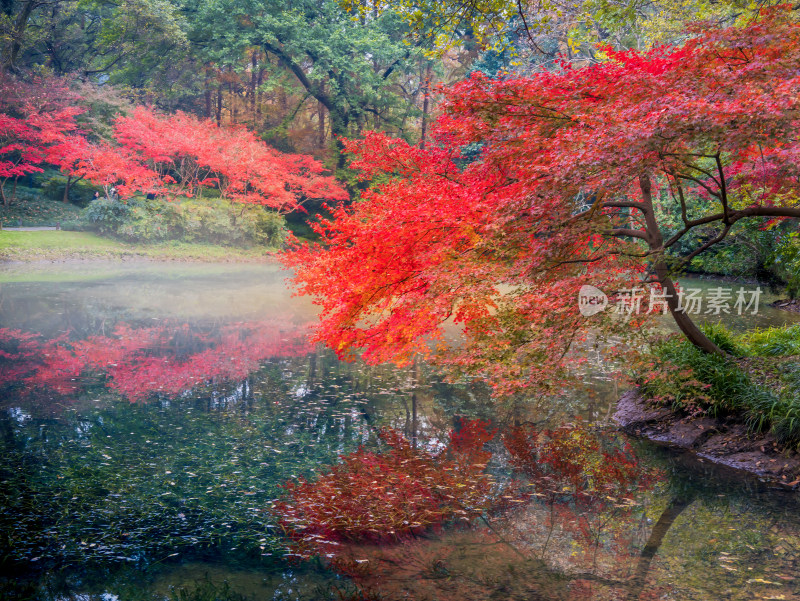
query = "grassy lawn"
xmin=0 ymin=230 xmax=274 ymax=262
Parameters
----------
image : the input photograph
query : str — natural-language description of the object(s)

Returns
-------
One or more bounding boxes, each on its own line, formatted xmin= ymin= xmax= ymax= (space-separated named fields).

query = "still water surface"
xmin=1 ymin=263 xmax=799 ymax=600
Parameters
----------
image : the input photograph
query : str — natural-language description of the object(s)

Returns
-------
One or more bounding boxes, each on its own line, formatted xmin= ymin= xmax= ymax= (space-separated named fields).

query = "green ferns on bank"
xmin=640 ymin=323 xmax=800 ymax=448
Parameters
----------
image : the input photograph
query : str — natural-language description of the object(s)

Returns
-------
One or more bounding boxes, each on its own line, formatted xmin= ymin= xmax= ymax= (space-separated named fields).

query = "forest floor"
xmin=0 ymin=230 xmax=275 ymax=262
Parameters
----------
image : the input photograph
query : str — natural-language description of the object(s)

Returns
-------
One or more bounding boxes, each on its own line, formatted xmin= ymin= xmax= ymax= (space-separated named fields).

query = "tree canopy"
xmin=284 ymin=7 xmax=800 ymax=394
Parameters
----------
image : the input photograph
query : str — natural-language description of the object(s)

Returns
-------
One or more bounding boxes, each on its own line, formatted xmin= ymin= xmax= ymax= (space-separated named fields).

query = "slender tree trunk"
xmin=279 ymin=85 xmax=287 ymax=113
xmin=420 ymin=62 xmax=431 ymax=149
xmin=318 ymin=101 xmax=326 ymax=148
xmin=228 ymin=81 xmax=235 ymax=124
xmin=204 ymin=76 xmax=212 ymax=119
xmin=250 ymin=51 xmax=258 ymax=124
xmin=639 ymin=175 xmax=723 ymax=355
xmin=261 ymin=41 xmax=351 ymax=170
xmin=256 ymin=67 xmax=264 ymax=119
xmin=216 ymin=86 xmax=222 ymax=127
xmin=4 ymin=0 xmax=35 ymax=72
xmin=62 ymin=174 xmax=72 ymax=202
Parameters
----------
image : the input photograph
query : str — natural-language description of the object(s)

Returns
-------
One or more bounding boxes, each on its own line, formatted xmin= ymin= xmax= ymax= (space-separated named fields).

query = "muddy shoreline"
xmin=614 ymin=390 xmax=800 ymax=488
xmin=772 ymin=299 xmax=800 ymax=314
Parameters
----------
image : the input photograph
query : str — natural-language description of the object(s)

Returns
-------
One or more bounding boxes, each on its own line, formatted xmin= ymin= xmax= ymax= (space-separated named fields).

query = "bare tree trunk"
xmin=250 ymin=51 xmax=258 ymax=124
xmin=62 ymin=174 xmax=72 ymax=202
xmin=256 ymin=66 xmax=264 ymax=119
xmin=204 ymin=74 xmax=212 ymax=119
xmin=229 ymin=81 xmax=237 ymax=124
xmin=4 ymin=0 xmax=35 ymax=72
xmin=318 ymin=101 xmax=325 ymax=148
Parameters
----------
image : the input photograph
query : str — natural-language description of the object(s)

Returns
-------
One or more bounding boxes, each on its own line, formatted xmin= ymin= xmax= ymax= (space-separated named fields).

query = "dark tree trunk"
xmin=256 ymin=66 xmax=264 ymax=118
xmin=420 ymin=62 xmax=431 ymax=149
xmin=261 ymin=41 xmax=351 ymax=170
xmin=229 ymin=81 xmax=237 ymax=124
xmin=4 ymin=0 xmax=35 ymax=72
xmin=318 ymin=101 xmax=325 ymax=148
xmin=250 ymin=51 xmax=258 ymax=124
xmin=62 ymin=174 xmax=72 ymax=202
xmin=215 ymin=86 xmax=222 ymax=127
xmin=639 ymin=175 xmax=724 ymax=355
xmin=204 ymin=74 xmax=212 ymax=119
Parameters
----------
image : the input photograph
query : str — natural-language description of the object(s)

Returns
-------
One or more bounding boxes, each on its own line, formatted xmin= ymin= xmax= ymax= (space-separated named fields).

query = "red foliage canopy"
xmin=105 ymin=107 xmax=348 ymax=210
xmin=0 ymin=77 xmax=347 ymax=210
xmin=0 ymin=77 xmax=84 ymax=202
xmin=284 ymin=7 xmax=800 ymax=392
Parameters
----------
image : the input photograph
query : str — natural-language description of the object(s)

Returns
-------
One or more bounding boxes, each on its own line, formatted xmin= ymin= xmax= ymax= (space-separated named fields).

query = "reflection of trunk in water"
xmin=547 ymin=495 xmax=693 ymax=596
xmin=625 ymin=494 xmax=694 ymax=600
xmin=411 ymin=356 xmax=419 ymax=449
xmin=307 ymin=351 xmax=317 ymax=388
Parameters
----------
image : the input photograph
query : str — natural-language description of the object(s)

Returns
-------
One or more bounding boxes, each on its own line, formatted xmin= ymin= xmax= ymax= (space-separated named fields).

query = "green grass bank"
xmin=637 ymin=323 xmax=800 ymax=449
xmin=0 ymin=230 xmax=275 ymax=263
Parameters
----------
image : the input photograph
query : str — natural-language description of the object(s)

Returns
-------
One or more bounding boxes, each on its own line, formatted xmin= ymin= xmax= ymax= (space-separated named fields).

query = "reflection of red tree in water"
xmin=273 ymin=419 xmax=497 ymax=560
xmin=0 ymin=320 xmax=311 ymax=401
xmin=502 ymin=424 xmax=664 ymax=598
xmin=274 ymin=422 xmax=666 ymax=600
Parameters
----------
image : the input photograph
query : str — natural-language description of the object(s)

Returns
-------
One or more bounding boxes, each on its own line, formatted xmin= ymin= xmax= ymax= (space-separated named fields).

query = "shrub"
xmin=256 ymin=210 xmax=287 ymax=247
xmin=80 ymin=195 xmax=286 ymax=247
xmin=82 ymin=195 xmax=134 ymax=234
xmin=115 ymin=202 xmax=174 ymax=242
xmin=770 ymin=231 xmax=800 ymax=299
xmin=60 ymin=218 xmax=92 ymax=231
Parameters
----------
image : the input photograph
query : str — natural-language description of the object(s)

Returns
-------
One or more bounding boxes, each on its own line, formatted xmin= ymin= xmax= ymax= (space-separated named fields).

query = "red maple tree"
xmin=0 ymin=77 xmax=84 ymax=205
xmin=284 ymin=7 xmax=800 ymax=394
xmin=110 ymin=107 xmax=348 ymax=211
xmin=0 ymin=77 xmax=347 ymax=210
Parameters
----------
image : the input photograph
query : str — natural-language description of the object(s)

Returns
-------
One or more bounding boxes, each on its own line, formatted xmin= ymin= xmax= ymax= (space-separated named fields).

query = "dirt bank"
xmin=614 ymin=390 xmax=800 ymax=488
xmin=773 ymin=299 xmax=800 ymax=314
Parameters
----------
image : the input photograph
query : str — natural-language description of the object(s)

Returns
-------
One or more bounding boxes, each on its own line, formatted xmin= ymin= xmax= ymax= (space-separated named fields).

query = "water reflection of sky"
xmin=1 ymin=263 xmax=800 ymax=601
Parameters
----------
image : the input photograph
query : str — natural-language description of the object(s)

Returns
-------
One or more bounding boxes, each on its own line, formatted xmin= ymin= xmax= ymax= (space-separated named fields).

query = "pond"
xmin=1 ymin=262 xmax=800 ymax=601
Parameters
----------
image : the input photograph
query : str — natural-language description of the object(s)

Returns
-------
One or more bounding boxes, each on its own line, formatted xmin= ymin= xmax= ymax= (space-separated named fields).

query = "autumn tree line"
xmin=1 ymin=0 xmax=799 ymax=284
